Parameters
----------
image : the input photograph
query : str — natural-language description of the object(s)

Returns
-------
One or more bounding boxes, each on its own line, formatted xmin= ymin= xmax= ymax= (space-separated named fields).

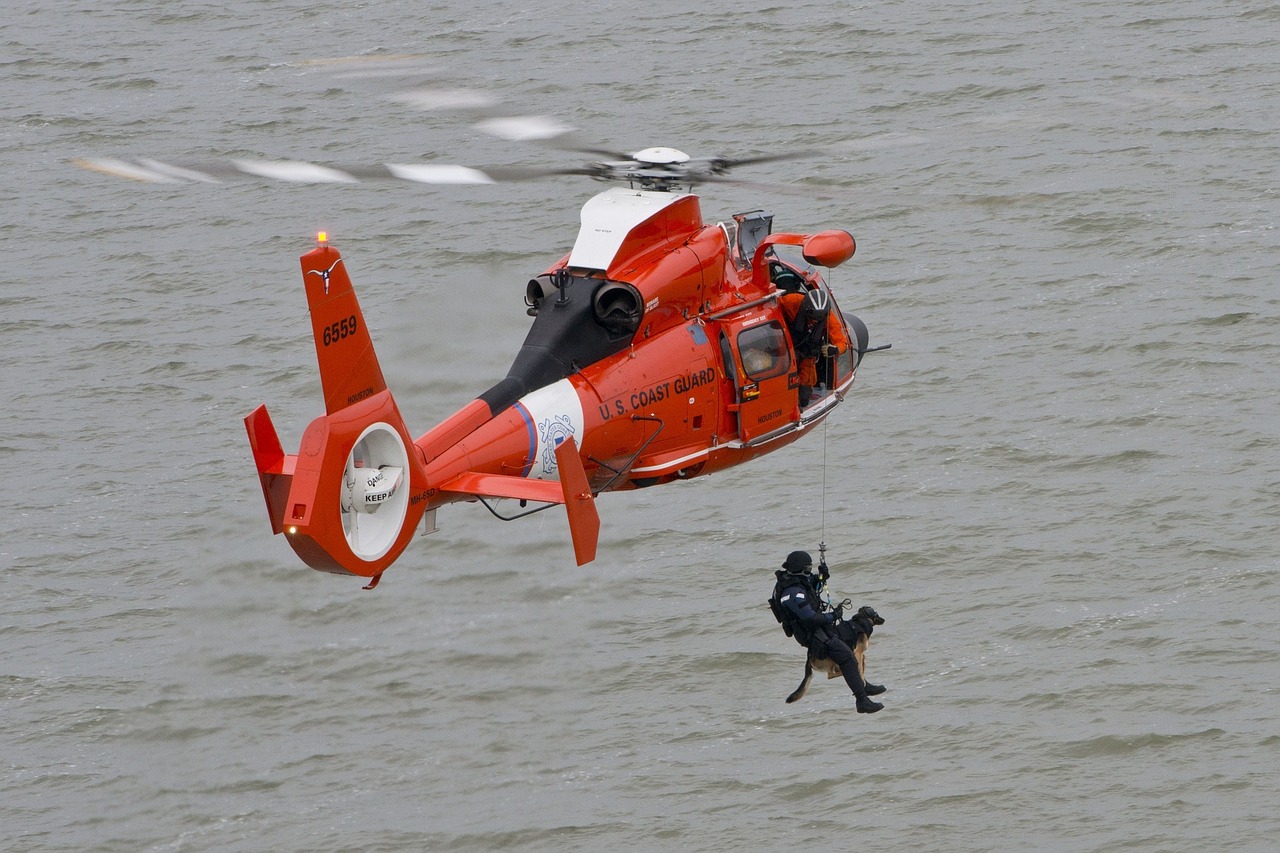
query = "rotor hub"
xmin=631 ymin=147 xmax=690 ymax=166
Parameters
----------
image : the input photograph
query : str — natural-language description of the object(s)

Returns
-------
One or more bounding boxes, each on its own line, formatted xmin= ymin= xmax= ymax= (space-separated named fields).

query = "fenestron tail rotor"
xmin=340 ymin=423 xmax=412 ymax=562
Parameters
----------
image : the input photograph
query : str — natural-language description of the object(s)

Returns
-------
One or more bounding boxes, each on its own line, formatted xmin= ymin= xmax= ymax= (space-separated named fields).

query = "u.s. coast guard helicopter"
xmin=80 ymin=139 xmax=887 ymax=587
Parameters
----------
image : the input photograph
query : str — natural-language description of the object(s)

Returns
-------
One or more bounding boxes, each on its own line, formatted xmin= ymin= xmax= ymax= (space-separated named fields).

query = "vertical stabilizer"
xmin=555 ymin=436 xmax=600 ymax=566
xmin=245 ymin=404 xmax=293 ymax=535
xmin=301 ymin=244 xmax=388 ymax=416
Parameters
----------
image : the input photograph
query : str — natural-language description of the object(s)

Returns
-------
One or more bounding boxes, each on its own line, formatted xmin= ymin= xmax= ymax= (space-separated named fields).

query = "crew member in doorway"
xmin=780 ymin=288 xmax=849 ymax=407
xmin=769 ymin=550 xmax=885 ymax=713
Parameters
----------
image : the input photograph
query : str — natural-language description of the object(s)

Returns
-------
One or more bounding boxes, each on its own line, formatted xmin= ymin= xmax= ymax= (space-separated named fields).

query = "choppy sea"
xmin=4 ymin=1 xmax=1278 ymax=849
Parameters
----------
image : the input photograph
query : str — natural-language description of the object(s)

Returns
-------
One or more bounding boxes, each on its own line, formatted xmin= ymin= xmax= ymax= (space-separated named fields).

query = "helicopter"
xmin=78 ymin=141 xmax=889 ymax=587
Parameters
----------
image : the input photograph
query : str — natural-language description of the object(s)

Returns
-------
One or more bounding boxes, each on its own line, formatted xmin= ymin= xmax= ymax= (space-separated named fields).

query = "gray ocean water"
xmin=4 ymin=0 xmax=1278 ymax=849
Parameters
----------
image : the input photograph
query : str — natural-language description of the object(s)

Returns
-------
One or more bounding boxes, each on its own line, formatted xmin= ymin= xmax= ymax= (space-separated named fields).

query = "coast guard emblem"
xmin=539 ymin=414 xmax=575 ymax=476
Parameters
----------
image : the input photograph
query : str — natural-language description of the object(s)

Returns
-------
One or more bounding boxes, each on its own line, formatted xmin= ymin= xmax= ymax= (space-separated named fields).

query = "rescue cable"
xmin=819 ymin=414 xmax=828 ymax=562
xmin=817 ymin=415 xmax=832 ymax=608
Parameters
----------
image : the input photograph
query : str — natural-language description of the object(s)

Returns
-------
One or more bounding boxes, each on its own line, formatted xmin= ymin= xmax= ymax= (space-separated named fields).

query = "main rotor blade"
xmin=694 ymin=173 xmax=837 ymax=198
xmin=549 ymin=141 xmax=636 ymax=161
xmin=384 ymin=163 xmax=605 ymax=183
xmin=701 ymin=149 xmax=823 ymax=173
xmin=472 ymin=115 xmax=575 ymax=142
xmin=386 ymin=88 xmax=502 ymax=111
xmin=73 ymin=157 xmax=604 ymax=185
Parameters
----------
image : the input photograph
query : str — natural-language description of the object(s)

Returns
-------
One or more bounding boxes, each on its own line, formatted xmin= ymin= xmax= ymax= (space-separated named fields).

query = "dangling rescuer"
xmin=770 ymin=550 xmax=886 ymax=713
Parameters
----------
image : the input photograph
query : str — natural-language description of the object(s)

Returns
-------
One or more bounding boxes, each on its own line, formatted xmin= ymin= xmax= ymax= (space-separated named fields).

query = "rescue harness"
xmin=769 ymin=567 xmax=855 ymax=648
xmin=768 ymin=568 xmax=826 ymax=646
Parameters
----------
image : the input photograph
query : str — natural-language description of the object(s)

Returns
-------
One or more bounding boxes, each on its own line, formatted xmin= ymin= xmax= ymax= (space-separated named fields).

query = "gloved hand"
xmin=823 ymin=344 xmax=839 ymax=358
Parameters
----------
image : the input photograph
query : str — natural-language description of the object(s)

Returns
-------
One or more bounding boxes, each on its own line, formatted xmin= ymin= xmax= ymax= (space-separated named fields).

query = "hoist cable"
xmin=819 ymin=413 xmax=829 ymax=563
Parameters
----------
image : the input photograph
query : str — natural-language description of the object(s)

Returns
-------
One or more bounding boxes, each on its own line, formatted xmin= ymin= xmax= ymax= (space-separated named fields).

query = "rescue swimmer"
xmin=770 ymin=550 xmax=887 ymax=712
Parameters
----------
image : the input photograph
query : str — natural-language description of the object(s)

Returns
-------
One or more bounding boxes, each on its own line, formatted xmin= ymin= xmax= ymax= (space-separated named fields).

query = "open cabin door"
xmin=812 ymin=301 xmax=862 ymax=404
xmin=718 ymin=316 xmax=799 ymax=443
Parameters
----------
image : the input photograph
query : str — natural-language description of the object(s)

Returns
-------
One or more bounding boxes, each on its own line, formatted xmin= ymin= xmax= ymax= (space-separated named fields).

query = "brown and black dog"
xmin=786 ymin=605 xmax=885 ymax=704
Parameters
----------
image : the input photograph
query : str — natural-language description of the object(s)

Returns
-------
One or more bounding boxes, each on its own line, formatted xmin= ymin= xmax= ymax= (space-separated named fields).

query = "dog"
xmin=786 ymin=605 xmax=885 ymax=704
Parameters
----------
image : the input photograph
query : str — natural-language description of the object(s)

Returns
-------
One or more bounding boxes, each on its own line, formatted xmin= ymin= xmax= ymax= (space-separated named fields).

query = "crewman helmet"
xmin=799 ymin=289 xmax=830 ymax=326
xmin=783 ymin=551 xmax=813 ymax=573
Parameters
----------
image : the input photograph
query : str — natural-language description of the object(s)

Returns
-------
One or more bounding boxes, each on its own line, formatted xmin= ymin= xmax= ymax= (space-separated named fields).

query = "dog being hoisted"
xmin=769 ymin=550 xmax=887 ymax=713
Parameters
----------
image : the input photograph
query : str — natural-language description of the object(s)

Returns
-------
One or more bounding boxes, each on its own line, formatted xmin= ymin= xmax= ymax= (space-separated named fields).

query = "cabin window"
xmin=737 ymin=322 xmax=791 ymax=381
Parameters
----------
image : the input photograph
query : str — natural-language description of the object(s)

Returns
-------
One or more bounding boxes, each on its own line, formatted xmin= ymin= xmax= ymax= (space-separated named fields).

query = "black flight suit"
xmin=776 ymin=572 xmax=874 ymax=703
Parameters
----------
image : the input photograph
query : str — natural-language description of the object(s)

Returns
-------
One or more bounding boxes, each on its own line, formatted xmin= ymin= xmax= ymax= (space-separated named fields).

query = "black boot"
xmin=845 ymin=662 xmax=883 ymax=712
xmin=864 ymin=683 xmax=886 ymax=696
xmin=824 ymin=638 xmax=883 ymax=714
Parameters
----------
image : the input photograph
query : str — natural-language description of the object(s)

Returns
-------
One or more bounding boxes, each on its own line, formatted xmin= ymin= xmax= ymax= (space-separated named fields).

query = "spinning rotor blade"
xmin=386 ymin=88 xmax=502 ymax=112
xmin=382 ymin=79 xmax=578 ymax=145
xmin=80 ymin=54 xmax=882 ymax=194
xmin=699 ymin=149 xmax=822 ymax=175
xmin=73 ymin=157 xmax=605 ymax=185
xmin=471 ymin=115 xmax=575 ymax=143
xmin=296 ymin=59 xmax=579 ymax=145
xmin=76 ymin=112 xmax=843 ymax=192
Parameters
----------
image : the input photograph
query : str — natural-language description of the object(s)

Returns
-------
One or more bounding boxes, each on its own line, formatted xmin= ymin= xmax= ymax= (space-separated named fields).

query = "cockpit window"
xmin=732 ymin=210 xmax=774 ymax=270
xmin=737 ymin=322 xmax=791 ymax=381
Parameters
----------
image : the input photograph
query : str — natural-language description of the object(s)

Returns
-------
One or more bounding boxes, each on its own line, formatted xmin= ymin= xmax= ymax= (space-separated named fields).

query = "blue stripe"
xmin=514 ymin=401 xmax=537 ymax=478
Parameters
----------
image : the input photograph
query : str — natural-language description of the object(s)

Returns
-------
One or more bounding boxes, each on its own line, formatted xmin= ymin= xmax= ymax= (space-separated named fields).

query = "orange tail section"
xmin=245 ymin=243 xmax=427 ymax=579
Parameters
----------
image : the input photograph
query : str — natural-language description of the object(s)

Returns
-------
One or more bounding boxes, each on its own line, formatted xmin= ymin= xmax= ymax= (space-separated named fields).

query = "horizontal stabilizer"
xmin=438 ymin=435 xmax=599 ymax=565
xmin=438 ymin=472 xmax=565 ymax=504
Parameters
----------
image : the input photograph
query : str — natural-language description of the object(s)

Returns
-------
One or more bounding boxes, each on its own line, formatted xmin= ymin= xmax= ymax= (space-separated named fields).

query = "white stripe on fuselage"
xmin=517 ymin=379 xmax=585 ymax=480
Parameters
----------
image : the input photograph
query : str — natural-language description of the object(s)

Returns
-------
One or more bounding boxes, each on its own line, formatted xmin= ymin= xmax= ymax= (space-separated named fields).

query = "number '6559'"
xmin=323 ymin=315 xmax=359 ymax=346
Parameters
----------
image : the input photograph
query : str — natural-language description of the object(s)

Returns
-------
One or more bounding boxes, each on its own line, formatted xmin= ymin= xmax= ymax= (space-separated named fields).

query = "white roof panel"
xmin=567 ymin=188 xmax=692 ymax=271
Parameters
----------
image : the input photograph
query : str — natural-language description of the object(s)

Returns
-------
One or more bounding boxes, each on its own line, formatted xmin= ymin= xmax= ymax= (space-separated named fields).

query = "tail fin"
xmin=245 ymin=243 xmax=426 ymax=579
xmin=303 ymin=244 xmax=387 ymax=415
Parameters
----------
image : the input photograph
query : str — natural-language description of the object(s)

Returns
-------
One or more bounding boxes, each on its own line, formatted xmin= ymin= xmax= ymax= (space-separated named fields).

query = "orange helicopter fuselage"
xmin=246 ymin=187 xmax=867 ymax=581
